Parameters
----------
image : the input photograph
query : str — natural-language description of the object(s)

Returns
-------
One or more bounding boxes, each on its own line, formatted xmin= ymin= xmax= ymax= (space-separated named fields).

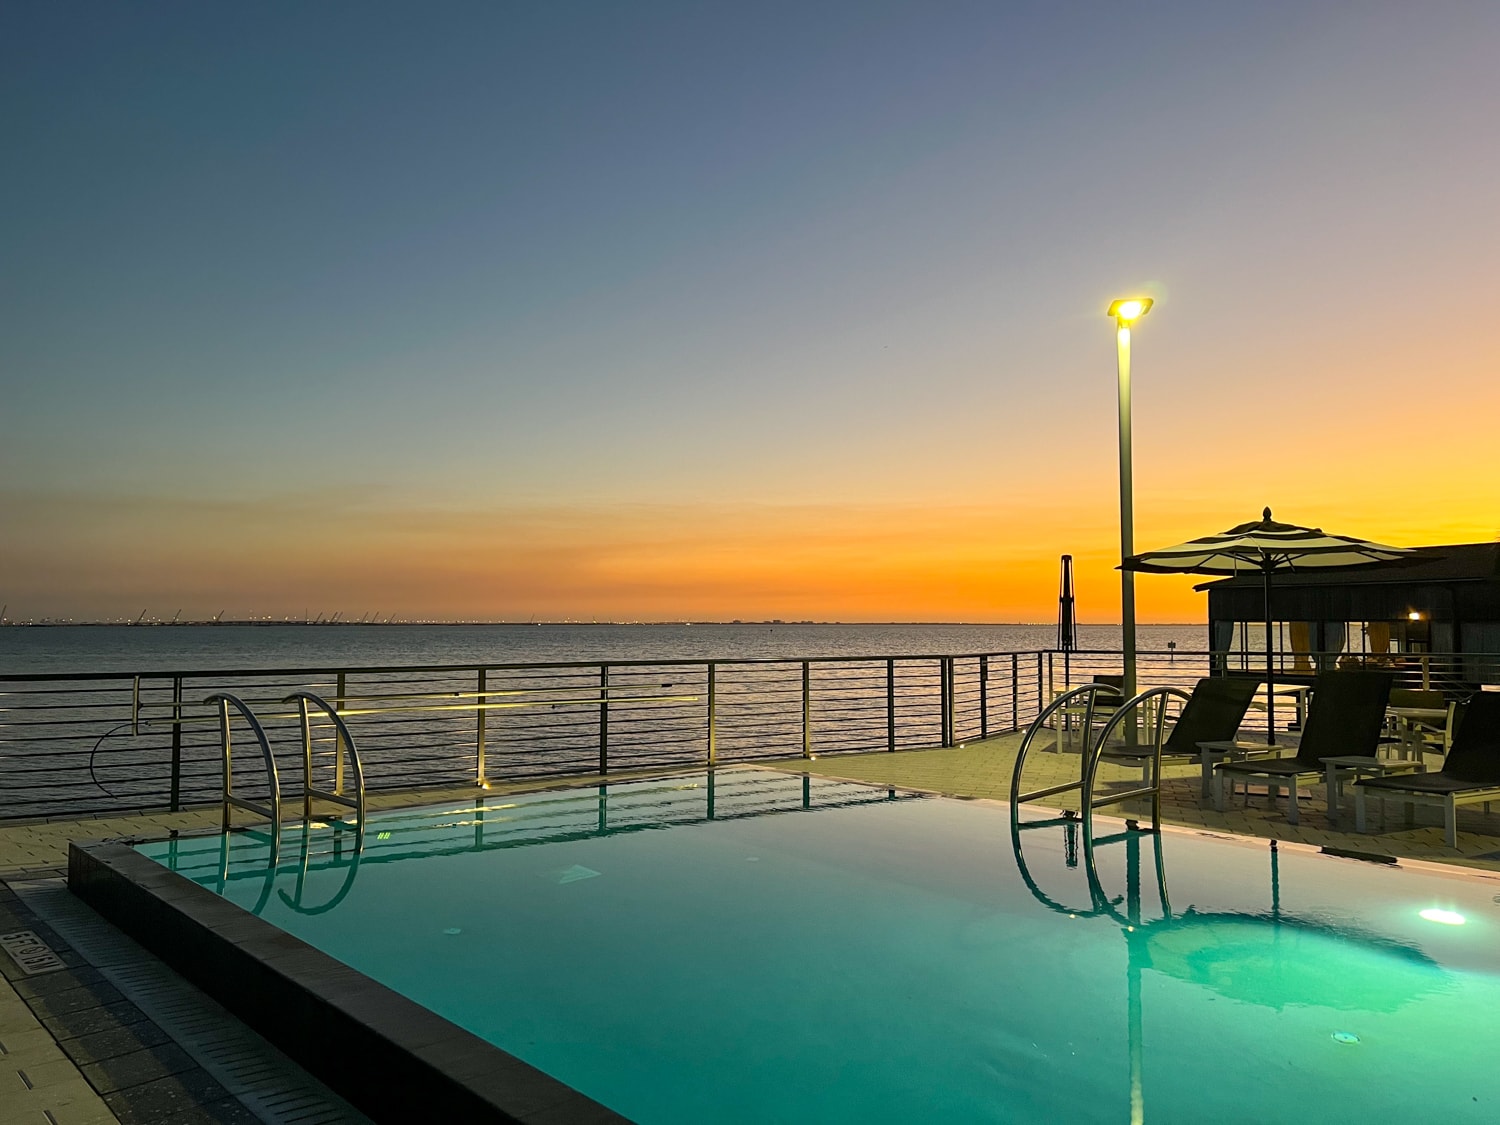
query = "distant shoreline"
xmin=0 ymin=619 xmax=1200 ymax=628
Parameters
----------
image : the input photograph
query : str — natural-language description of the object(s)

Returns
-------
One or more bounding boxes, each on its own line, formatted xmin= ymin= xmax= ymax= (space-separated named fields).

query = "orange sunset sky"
xmin=5 ymin=5 xmax=1498 ymax=623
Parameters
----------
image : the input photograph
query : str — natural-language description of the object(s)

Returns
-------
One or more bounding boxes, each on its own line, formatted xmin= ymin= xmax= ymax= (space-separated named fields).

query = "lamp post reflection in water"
xmin=1009 ymin=808 xmax=1443 ymax=1125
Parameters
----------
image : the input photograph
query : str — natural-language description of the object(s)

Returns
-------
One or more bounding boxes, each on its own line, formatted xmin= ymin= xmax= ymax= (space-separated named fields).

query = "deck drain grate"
xmin=12 ymin=879 xmax=371 ymax=1125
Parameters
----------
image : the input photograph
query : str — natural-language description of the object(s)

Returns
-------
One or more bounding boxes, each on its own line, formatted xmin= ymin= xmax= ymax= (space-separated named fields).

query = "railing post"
xmin=941 ymin=657 xmax=954 ymax=746
xmin=802 ymin=661 xmax=812 ymax=759
xmin=475 ymin=668 xmax=487 ymax=786
xmin=169 ymin=676 xmax=183 ymax=812
xmin=1011 ymin=653 xmax=1019 ymax=730
xmin=980 ymin=655 xmax=989 ymax=739
xmin=216 ymin=697 xmax=232 ymax=832
xmin=599 ymin=665 xmax=611 ymax=775
xmin=936 ymin=659 xmax=945 ymax=746
xmin=1036 ymin=653 xmax=1043 ymax=726
xmin=886 ymin=658 xmax=896 ymax=752
xmin=951 ymin=657 xmax=959 ymax=742
xmin=334 ymin=672 xmax=347 ymax=795
xmin=298 ymin=695 xmax=314 ymax=821
xmin=706 ymin=663 xmax=717 ymax=765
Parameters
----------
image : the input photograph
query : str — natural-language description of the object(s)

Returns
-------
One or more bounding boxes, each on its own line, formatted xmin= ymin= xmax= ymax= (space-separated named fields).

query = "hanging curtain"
xmin=1367 ymin=621 xmax=1392 ymax=660
xmin=1210 ymin=620 xmax=1234 ymax=674
xmin=1432 ymin=623 xmax=1453 ymax=653
xmin=1318 ymin=621 xmax=1347 ymax=671
xmin=1289 ymin=621 xmax=1313 ymax=673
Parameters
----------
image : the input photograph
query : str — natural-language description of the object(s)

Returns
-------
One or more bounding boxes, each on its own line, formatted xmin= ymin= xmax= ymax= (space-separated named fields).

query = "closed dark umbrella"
xmin=1124 ymin=508 xmax=1410 ymax=743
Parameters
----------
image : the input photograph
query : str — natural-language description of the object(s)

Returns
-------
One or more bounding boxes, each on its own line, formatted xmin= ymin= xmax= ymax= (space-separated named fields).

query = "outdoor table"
xmin=1322 ymin=755 xmax=1423 ymax=826
xmin=1246 ymin=683 xmax=1312 ymax=729
xmin=1196 ymin=738 xmax=1297 ymax=799
xmin=1386 ymin=705 xmax=1451 ymax=761
xmin=1049 ymin=688 xmax=1157 ymax=753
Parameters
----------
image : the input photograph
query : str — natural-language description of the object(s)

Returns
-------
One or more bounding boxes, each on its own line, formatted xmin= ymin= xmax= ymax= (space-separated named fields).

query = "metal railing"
xmin=0 ymin=651 xmax=1049 ymax=821
xmin=3 ymin=646 xmax=1495 ymax=824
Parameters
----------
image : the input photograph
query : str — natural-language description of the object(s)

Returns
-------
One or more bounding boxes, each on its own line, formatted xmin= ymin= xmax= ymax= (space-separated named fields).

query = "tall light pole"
xmin=1107 ymin=297 xmax=1153 ymax=705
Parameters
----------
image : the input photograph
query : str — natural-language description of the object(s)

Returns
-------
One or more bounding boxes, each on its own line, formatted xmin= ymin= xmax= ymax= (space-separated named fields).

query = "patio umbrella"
xmin=1123 ymin=508 xmax=1410 ymax=743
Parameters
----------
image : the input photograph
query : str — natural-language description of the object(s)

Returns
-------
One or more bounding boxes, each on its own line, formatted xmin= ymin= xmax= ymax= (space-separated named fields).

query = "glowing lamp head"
xmin=1408 ymin=611 xmax=1423 ymax=622
xmin=1108 ymin=297 xmax=1153 ymax=322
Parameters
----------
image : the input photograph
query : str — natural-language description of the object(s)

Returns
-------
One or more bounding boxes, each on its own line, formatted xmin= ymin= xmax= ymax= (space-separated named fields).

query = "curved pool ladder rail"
xmin=279 ymin=819 xmax=364 ymax=916
xmin=285 ymin=690 xmax=366 ymax=829
xmin=1082 ymin=686 xmax=1193 ymax=834
xmin=1010 ymin=683 xmax=1125 ymax=811
xmin=205 ymin=692 xmax=282 ymax=844
xmin=1010 ymin=808 xmax=1173 ymax=928
xmin=206 ymin=690 xmax=367 ymax=846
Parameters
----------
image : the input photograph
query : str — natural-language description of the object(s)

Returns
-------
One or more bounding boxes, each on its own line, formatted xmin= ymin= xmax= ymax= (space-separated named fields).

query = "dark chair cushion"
xmin=1290 ymin=669 xmax=1394 ymax=765
xmin=1100 ymin=677 xmax=1257 ymax=763
xmin=1162 ymin=677 xmax=1259 ymax=756
xmin=1429 ymin=692 xmax=1500 ymax=784
xmin=1358 ymin=772 xmax=1500 ymax=796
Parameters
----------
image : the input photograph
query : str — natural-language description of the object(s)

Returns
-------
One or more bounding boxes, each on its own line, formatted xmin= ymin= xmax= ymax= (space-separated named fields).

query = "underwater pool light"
xmin=1419 ymin=908 xmax=1465 ymax=925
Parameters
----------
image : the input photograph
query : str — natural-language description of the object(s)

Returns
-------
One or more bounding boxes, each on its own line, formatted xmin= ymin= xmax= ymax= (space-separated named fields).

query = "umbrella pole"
xmin=1264 ymin=564 xmax=1276 ymax=746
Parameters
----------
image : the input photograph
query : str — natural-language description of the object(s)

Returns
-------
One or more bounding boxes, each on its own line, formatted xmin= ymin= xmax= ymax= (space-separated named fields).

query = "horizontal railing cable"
xmin=1 ymin=647 xmax=1494 ymax=822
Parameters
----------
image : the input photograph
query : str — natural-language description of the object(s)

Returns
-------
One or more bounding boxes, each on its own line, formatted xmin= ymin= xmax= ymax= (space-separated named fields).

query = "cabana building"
xmin=1202 ymin=542 xmax=1500 ymax=688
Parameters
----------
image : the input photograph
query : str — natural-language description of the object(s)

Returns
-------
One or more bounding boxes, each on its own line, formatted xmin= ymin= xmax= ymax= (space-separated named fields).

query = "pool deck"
xmin=4 ymin=730 xmax=1500 ymax=1123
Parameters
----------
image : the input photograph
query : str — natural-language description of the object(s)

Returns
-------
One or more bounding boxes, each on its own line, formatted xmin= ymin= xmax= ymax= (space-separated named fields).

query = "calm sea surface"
xmin=0 ymin=623 xmax=1206 ymax=675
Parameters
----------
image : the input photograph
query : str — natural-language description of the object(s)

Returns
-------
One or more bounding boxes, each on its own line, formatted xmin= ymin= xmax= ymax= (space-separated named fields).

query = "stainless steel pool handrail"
xmin=206 ymin=692 xmax=282 ymax=842
xmin=285 ymin=690 xmax=366 ymax=827
xmin=1010 ymin=683 xmax=1123 ymax=809
xmin=1082 ymin=686 xmax=1192 ymax=833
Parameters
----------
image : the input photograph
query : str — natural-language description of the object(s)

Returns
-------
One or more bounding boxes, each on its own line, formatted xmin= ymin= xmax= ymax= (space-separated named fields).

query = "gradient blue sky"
xmin=5 ymin=3 xmax=1498 ymax=620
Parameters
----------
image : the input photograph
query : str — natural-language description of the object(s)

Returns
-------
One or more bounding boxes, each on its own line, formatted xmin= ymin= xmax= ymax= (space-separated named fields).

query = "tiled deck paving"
xmin=3 ymin=730 xmax=1500 ymax=1123
xmin=0 ymin=880 xmax=266 ymax=1125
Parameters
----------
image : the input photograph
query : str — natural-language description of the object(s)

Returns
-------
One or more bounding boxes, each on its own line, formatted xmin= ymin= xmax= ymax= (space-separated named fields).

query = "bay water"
xmin=1 ymin=622 xmax=1205 ymax=676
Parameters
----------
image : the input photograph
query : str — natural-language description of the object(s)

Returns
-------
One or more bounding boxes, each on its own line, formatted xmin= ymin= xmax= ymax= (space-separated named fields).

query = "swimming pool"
xmin=76 ymin=769 xmax=1500 ymax=1123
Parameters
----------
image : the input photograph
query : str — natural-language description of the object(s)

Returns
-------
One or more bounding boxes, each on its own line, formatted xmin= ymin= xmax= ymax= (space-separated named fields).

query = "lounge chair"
xmin=1098 ymin=676 xmax=1261 ymax=796
xmin=1213 ymin=670 xmax=1394 ymax=824
xmin=1355 ymin=691 xmax=1500 ymax=847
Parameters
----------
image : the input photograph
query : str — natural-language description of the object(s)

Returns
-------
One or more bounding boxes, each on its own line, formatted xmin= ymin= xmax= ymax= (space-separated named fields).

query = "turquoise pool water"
xmin=136 ymin=770 xmax=1500 ymax=1124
